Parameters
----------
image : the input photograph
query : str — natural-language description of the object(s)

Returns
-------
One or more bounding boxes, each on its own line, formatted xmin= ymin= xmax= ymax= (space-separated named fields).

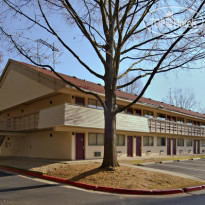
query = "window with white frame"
xmin=177 ymin=138 xmax=184 ymax=147
xmin=201 ymin=140 xmax=205 ymax=147
xmin=143 ymin=110 xmax=154 ymax=118
xmin=88 ymin=99 xmax=103 ymax=109
xmin=157 ymin=137 xmax=166 ymax=146
xmin=177 ymin=117 xmax=184 ymax=123
xmin=117 ymin=134 xmax=125 ymax=146
xmin=157 ymin=113 xmax=166 ymax=120
xmin=143 ymin=136 xmax=154 ymax=146
xmin=186 ymin=139 xmax=192 ymax=147
xmin=201 ymin=123 xmax=205 ymax=127
xmin=88 ymin=133 xmax=104 ymax=145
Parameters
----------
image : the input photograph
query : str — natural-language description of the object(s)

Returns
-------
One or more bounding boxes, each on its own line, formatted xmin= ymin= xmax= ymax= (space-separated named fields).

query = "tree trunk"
xmin=101 ymin=109 xmax=119 ymax=169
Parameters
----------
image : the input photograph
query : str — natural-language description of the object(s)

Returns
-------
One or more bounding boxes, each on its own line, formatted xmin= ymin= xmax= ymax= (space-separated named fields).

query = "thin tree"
xmin=1 ymin=0 xmax=205 ymax=169
xmin=0 ymin=53 xmax=3 ymax=74
xmin=163 ymin=88 xmax=198 ymax=111
xmin=117 ymin=74 xmax=143 ymax=94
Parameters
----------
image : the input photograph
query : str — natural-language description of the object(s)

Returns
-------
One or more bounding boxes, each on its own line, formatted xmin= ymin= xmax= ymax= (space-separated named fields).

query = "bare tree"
xmin=1 ymin=0 xmax=205 ymax=169
xmin=163 ymin=88 xmax=198 ymax=110
xmin=0 ymin=53 xmax=3 ymax=74
xmin=118 ymin=74 xmax=142 ymax=94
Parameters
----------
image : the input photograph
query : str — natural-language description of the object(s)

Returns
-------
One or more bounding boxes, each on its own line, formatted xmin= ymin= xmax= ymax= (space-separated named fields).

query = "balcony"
xmin=0 ymin=103 xmax=149 ymax=133
xmin=149 ymin=118 xmax=205 ymax=137
xmin=0 ymin=112 xmax=39 ymax=132
xmin=1 ymin=104 xmax=205 ymax=137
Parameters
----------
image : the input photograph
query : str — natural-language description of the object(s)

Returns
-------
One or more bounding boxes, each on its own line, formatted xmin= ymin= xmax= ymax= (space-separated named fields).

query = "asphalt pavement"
xmin=143 ymin=158 xmax=205 ymax=181
xmin=1 ymin=169 xmax=205 ymax=205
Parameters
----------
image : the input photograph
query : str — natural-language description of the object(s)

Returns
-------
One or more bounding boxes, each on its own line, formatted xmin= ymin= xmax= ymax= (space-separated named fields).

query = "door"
xmin=76 ymin=133 xmax=85 ymax=160
xmin=75 ymin=97 xmax=85 ymax=106
xmin=136 ymin=136 xmax=141 ymax=156
xmin=172 ymin=138 xmax=176 ymax=155
xmin=193 ymin=140 xmax=196 ymax=154
xmin=127 ymin=136 xmax=133 ymax=157
xmin=194 ymin=140 xmax=200 ymax=154
xmin=197 ymin=141 xmax=200 ymax=154
xmin=167 ymin=138 xmax=171 ymax=155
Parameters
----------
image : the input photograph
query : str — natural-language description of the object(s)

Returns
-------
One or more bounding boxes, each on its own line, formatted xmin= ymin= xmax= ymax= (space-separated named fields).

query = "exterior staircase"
xmin=0 ymin=135 xmax=5 ymax=146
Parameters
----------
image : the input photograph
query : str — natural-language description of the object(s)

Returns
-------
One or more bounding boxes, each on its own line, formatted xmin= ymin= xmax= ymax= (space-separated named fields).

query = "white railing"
xmin=149 ymin=118 xmax=205 ymax=137
xmin=0 ymin=112 xmax=39 ymax=131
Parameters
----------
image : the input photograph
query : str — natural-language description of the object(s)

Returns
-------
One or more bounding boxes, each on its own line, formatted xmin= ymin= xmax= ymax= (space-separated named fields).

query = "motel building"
xmin=0 ymin=59 xmax=205 ymax=160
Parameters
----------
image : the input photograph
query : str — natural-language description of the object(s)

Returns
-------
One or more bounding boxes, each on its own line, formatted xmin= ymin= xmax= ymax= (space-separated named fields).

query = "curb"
xmin=137 ymin=162 xmax=156 ymax=166
xmin=0 ymin=165 xmax=203 ymax=195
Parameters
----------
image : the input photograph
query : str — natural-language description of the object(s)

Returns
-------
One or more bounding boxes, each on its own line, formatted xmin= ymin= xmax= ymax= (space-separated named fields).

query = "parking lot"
xmin=144 ymin=158 xmax=205 ymax=180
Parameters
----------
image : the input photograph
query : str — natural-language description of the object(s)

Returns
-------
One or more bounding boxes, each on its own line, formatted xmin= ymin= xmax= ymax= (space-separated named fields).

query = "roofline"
xmin=66 ymin=85 xmax=205 ymax=121
xmin=2 ymin=59 xmax=205 ymax=121
xmin=0 ymin=59 xmax=13 ymax=87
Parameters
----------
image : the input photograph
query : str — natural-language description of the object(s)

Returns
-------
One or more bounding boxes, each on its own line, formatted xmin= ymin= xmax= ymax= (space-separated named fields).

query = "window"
xmin=168 ymin=115 xmax=177 ymax=121
xmin=177 ymin=117 xmax=184 ymax=123
xmin=117 ymin=105 xmax=125 ymax=113
xmin=177 ymin=138 xmax=184 ymax=147
xmin=143 ymin=110 xmax=154 ymax=118
xmin=117 ymin=134 xmax=125 ymax=146
xmin=157 ymin=113 xmax=166 ymax=120
xmin=201 ymin=140 xmax=205 ymax=147
xmin=135 ymin=109 xmax=142 ymax=116
xmin=157 ymin=137 xmax=166 ymax=146
xmin=75 ymin=97 xmax=85 ymax=106
xmin=127 ymin=108 xmax=133 ymax=114
xmin=186 ymin=139 xmax=193 ymax=147
xmin=88 ymin=133 xmax=104 ymax=145
xmin=186 ymin=119 xmax=193 ymax=125
xmin=143 ymin=136 xmax=154 ymax=146
xmin=193 ymin=121 xmax=200 ymax=126
xmin=201 ymin=123 xmax=205 ymax=127
xmin=88 ymin=99 xmax=103 ymax=109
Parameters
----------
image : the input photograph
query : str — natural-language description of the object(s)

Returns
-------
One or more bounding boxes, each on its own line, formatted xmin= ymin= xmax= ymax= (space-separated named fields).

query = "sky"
xmin=1 ymin=1 xmax=205 ymax=112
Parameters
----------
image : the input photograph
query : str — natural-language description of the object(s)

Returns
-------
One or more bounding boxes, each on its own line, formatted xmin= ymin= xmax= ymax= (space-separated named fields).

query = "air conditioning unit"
xmin=160 ymin=150 xmax=164 ymax=155
xmin=94 ymin=152 xmax=101 ymax=157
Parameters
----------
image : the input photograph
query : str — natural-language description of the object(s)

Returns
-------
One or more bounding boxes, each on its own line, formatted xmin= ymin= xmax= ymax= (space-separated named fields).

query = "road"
xmin=143 ymin=158 xmax=205 ymax=181
xmin=1 ymin=169 xmax=205 ymax=205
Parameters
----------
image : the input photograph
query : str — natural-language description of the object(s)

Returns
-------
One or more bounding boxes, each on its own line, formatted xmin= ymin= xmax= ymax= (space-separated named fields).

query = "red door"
xmin=127 ymin=136 xmax=133 ymax=157
xmin=197 ymin=141 xmax=200 ymax=154
xmin=136 ymin=136 xmax=141 ymax=156
xmin=193 ymin=140 xmax=196 ymax=154
xmin=173 ymin=138 xmax=176 ymax=155
xmin=76 ymin=133 xmax=85 ymax=160
xmin=194 ymin=140 xmax=200 ymax=154
xmin=167 ymin=138 xmax=171 ymax=155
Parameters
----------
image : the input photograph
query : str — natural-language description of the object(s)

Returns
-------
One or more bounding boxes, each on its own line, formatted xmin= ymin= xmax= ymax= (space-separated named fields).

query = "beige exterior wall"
xmin=0 ymin=68 xmax=54 ymax=112
xmin=64 ymin=104 xmax=149 ymax=133
xmin=1 ymin=93 xmax=71 ymax=117
xmin=1 ymin=130 xmax=73 ymax=160
xmin=1 ymin=61 xmax=205 ymax=160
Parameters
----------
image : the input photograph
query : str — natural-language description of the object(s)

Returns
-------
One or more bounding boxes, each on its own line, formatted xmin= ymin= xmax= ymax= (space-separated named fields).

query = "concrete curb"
xmin=0 ymin=165 xmax=203 ymax=196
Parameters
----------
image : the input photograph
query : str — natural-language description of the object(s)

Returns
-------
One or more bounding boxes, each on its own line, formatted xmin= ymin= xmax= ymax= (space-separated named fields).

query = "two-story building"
xmin=0 ymin=59 xmax=205 ymax=160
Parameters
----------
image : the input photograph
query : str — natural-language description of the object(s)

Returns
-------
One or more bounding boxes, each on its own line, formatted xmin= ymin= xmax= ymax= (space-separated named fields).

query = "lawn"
xmin=46 ymin=162 xmax=204 ymax=190
xmin=0 ymin=158 xmax=204 ymax=190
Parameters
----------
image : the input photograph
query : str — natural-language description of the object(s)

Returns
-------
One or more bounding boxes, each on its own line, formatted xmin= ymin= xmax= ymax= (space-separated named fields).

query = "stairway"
xmin=0 ymin=136 xmax=5 ymax=146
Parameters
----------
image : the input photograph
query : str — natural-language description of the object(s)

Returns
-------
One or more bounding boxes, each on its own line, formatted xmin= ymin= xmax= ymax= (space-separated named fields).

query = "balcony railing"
xmin=1 ymin=103 xmax=205 ymax=137
xmin=149 ymin=118 xmax=205 ymax=137
xmin=0 ymin=103 xmax=149 ymax=133
xmin=0 ymin=112 xmax=39 ymax=131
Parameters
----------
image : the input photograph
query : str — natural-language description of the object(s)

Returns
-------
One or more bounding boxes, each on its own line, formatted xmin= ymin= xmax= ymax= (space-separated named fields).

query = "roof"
xmin=10 ymin=59 xmax=205 ymax=120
